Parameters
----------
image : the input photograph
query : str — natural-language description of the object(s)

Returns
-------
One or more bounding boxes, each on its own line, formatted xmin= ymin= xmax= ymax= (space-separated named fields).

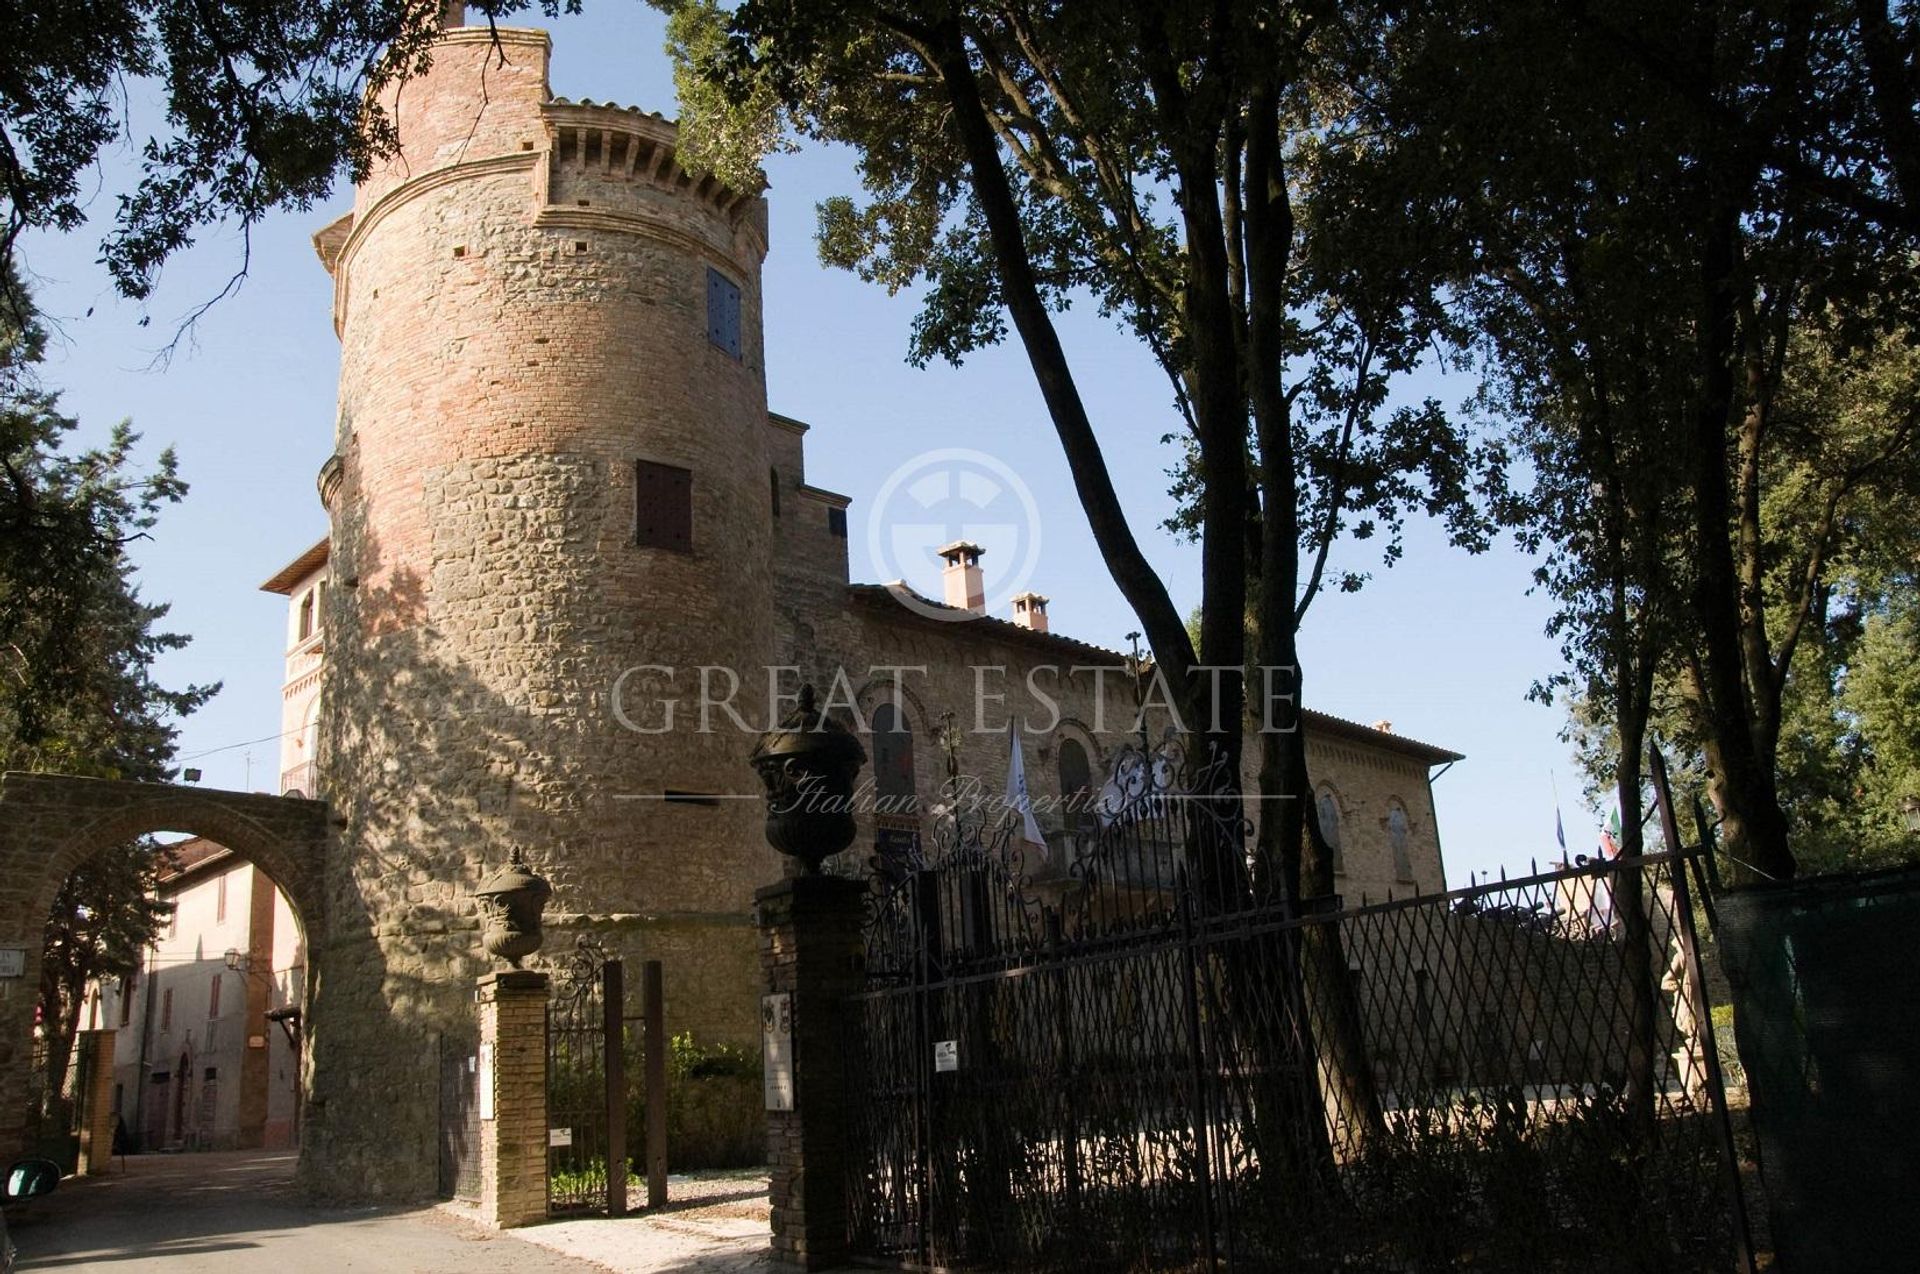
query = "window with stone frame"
xmin=871 ymin=701 xmax=920 ymax=868
xmin=1316 ymin=787 xmax=1346 ymax=874
xmin=1387 ymin=801 xmax=1414 ymax=880
xmin=633 ymin=459 xmax=693 ymax=553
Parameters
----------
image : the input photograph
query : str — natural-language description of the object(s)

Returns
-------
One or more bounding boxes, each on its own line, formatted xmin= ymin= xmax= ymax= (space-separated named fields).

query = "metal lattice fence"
xmin=844 ymin=741 xmax=1747 ymax=1271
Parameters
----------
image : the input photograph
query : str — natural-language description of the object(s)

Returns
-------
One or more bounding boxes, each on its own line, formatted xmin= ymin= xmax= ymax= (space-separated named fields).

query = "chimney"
xmin=1011 ymin=591 xmax=1050 ymax=633
xmin=937 ymin=540 xmax=986 ymax=613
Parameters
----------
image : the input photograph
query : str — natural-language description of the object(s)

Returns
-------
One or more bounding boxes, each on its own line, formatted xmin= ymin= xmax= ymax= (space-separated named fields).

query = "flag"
xmin=1555 ymin=807 xmax=1567 ymax=853
xmin=1599 ymin=807 xmax=1621 ymax=859
xmin=1004 ymin=722 xmax=1048 ymax=856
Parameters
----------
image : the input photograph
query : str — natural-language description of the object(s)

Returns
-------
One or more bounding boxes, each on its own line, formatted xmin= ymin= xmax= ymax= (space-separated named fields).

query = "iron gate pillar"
xmin=757 ymin=875 xmax=866 ymax=1269
xmin=476 ymin=969 xmax=549 ymax=1228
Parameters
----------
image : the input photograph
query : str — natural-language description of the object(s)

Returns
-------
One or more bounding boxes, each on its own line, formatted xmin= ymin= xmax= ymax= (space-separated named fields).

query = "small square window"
xmin=706 ymin=267 xmax=741 ymax=358
xmin=634 ymin=460 xmax=694 ymax=553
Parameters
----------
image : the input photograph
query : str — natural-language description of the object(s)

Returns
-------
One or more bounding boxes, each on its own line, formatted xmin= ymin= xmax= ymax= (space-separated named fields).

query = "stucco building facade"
xmin=274 ymin=13 xmax=1462 ymax=1199
xmin=88 ymin=839 xmax=304 ymax=1152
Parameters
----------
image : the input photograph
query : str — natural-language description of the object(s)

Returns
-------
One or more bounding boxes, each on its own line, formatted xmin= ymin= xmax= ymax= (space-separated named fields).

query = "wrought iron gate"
xmin=438 ymin=1031 xmax=482 ymax=1201
xmin=844 ymin=741 xmax=1749 ymax=1271
xmin=547 ymin=940 xmax=628 ymax=1215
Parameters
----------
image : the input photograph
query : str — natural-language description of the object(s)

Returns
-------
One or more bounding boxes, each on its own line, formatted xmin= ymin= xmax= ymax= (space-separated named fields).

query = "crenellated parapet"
xmin=312 ymin=29 xmax=766 ymax=338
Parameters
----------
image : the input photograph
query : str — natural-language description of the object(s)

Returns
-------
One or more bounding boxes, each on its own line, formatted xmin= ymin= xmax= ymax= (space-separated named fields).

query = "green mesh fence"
xmin=1718 ymin=866 xmax=1920 ymax=1272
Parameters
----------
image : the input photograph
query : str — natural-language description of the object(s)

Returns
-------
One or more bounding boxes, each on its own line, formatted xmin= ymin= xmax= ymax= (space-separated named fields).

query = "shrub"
xmin=627 ymin=1031 xmax=764 ymax=1171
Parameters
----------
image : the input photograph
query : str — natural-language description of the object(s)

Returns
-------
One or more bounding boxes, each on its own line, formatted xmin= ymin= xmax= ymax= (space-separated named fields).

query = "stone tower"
xmin=306 ymin=19 xmax=778 ymax=1198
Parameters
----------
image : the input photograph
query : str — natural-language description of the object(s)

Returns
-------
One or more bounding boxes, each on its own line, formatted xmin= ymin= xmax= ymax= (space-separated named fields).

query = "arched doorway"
xmin=0 ymin=772 xmax=328 ymax=1168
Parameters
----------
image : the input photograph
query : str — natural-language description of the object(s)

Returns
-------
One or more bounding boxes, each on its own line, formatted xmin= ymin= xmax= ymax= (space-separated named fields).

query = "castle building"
xmin=277 ymin=14 xmax=1462 ymax=1198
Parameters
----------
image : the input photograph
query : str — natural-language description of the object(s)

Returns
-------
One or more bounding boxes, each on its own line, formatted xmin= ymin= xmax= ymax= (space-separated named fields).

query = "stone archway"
xmin=0 ymin=771 xmax=331 ymax=1166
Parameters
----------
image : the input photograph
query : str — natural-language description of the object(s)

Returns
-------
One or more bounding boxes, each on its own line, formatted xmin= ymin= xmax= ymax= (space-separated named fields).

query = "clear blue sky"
xmin=18 ymin=6 xmax=1607 ymax=887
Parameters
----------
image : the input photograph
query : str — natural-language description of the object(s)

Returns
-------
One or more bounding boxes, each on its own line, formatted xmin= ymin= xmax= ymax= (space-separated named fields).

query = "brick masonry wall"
xmin=477 ymin=970 xmax=548 ymax=1228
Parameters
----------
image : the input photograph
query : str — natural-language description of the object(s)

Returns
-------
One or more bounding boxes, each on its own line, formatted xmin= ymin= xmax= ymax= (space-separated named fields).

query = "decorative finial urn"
xmin=749 ymin=684 xmax=868 ymax=874
xmin=473 ymin=847 xmax=552 ymax=968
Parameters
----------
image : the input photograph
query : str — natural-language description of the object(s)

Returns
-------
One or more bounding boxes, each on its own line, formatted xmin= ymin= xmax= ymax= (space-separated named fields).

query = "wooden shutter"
xmin=706 ymin=267 xmax=741 ymax=358
xmin=634 ymin=460 xmax=693 ymax=553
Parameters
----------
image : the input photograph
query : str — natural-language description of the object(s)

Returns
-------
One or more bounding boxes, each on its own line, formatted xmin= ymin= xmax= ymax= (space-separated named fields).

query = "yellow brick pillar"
xmin=73 ymin=1028 xmax=118 ymax=1176
xmin=476 ymin=970 xmax=549 ymax=1228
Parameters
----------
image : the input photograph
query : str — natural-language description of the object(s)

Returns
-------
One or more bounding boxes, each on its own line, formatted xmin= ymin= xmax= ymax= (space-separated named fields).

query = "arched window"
xmin=871 ymin=703 xmax=916 ymax=808
xmin=1316 ymin=787 xmax=1345 ymax=874
xmin=870 ymin=703 xmax=919 ymax=869
xmin=1057 ymin=738 xmax=1092 ymax=828
xmin=1387 ymin=801 xmax=1413 ymax=880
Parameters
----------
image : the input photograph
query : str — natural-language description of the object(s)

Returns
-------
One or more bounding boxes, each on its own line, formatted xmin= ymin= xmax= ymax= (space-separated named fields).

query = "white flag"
xmin=1004 ymin=722 xmax=1048 ymax=856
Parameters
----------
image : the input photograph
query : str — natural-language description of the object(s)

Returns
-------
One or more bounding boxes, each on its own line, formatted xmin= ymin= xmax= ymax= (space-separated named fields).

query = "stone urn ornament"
xmin=749 ymin=684 xmax=868 ymax=873
xmin=473 ymin=847 xmax=552 ymax=968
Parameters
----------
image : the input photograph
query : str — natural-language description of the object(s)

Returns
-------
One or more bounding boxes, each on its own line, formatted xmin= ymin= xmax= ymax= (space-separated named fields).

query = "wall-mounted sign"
xmin=934 ymin=1040 xmax=958 ymax=1073
xmin=247 ymin=1034 xmax=268 ymax=1050
xmin=549 ymin=1127 xmax=573 ymax=1148
xmin=477 ymin=1042 xmax=495 ymax=1120
xmin=0 ymin=949 xmax=25 ymax=979
xmin=763 ymin=993 xmax=794 ymax=1112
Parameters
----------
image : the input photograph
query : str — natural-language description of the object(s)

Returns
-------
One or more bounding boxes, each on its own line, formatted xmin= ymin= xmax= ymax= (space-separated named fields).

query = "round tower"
xmin=306 ymin=22 xmax=778 ymax=1197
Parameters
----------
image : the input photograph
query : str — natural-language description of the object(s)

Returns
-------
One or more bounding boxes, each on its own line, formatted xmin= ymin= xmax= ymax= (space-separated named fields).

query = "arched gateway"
xmin=0 ymin=772 xmax=330 ymax=1167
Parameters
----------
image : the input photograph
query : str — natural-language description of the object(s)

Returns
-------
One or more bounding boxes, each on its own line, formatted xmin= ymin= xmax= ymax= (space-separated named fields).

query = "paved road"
xmin=8 ymin=1150 xmax=608 ymax=1272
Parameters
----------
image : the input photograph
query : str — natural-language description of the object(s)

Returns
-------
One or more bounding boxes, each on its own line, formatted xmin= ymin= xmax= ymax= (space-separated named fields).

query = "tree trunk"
xmin=1687 ymin=191 xmax=1797 ymax=882
xmin=1855 ymin=0 xmax=1920 ymax=220
xmin=926 ymin=21 xmax=1199 ymax=689
xmin=1243 ymin=83 xmax=1385 ymax=1155
xmin=1611 ymin=698 xmax=1661 ymax=1141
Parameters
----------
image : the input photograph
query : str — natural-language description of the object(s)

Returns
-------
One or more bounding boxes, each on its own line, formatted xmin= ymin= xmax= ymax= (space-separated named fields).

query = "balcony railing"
xmin=280 ymin=762 xmax=317 ymax=798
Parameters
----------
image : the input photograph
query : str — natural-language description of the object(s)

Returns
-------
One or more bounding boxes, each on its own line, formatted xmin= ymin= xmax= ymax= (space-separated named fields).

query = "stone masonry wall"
xmin=308 ymin=26 xmax=777 ymax=1200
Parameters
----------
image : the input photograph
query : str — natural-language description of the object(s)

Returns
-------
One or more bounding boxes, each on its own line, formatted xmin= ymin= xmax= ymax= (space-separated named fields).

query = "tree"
xmin=0 ymin=0 xmax=580 ymax=322
xmin=1360 ymin=0 xmax=1920 ymax=883
xmin=656 ymin=0 xmax=1501 ymax=1159
xmin=1561 ymin=321 xmax=1920 ymax=873
xmin=1 ymin=270 xmax=188 ymax=742
xmin=0 ymin=290 xmax=215 ymax=1124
